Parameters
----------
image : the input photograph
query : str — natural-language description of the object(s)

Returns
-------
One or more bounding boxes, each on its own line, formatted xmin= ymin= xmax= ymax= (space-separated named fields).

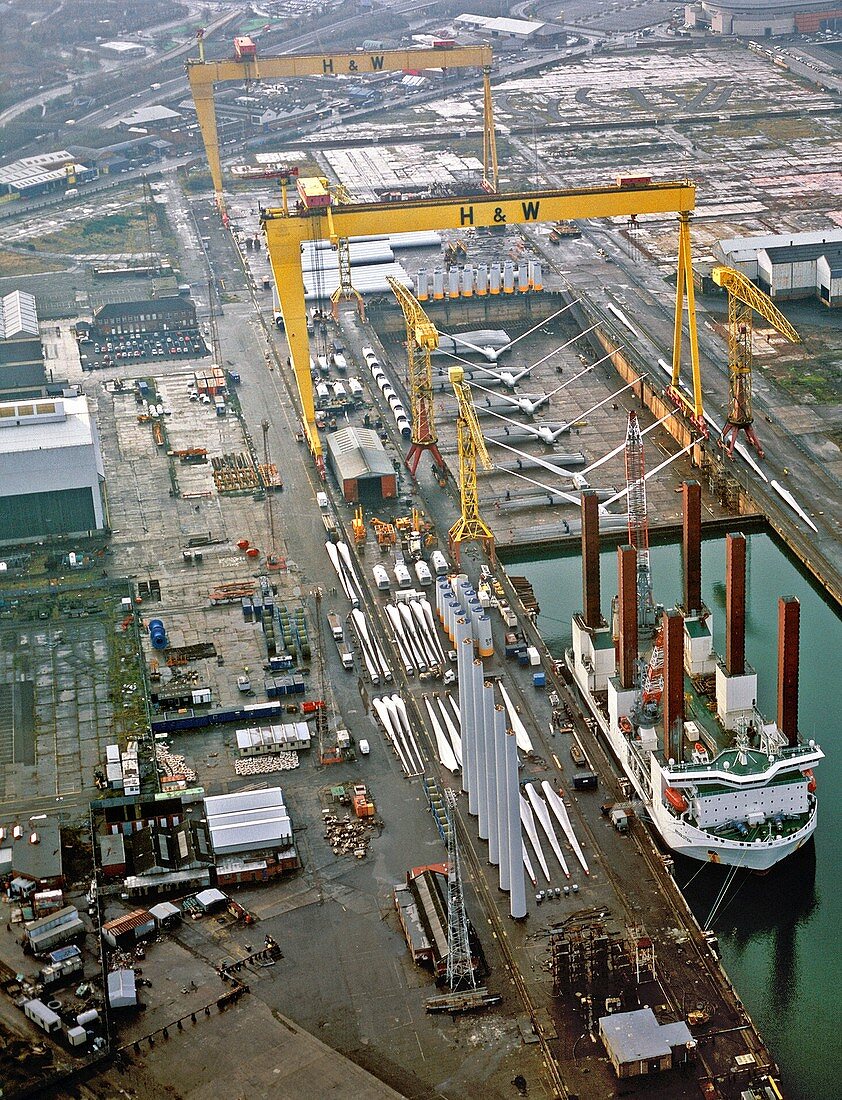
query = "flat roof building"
xmin=0 ymin=151 xmax=96 ymax=199
xmin=0 ymin=815 xmax=63 ymax=887
xmin=692 ymin=1 xmax=842 ymax=34
xmin=203 ymin=787 xmax=299 ymax=884
xmin=92 ymin=296 xmax=196 ymax=336
xmin=599 ymin=1008 xmax=694 ymax=1079
xmin=0 ymin=395 xmax=106 ymax=542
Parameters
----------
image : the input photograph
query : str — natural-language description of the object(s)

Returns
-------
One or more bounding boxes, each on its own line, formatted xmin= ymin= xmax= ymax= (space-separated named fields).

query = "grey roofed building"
xmin=204 ymin=787 xmax=294 ymax=858
xmin=0 ymin=816 xmax=63 ymax=885
xmin=599 ymin=1007 xmax=693 ymax=1077
xmin=325 ymin=426 xmax=397 ymax=504
xmin=116 ymin=105 xmax=181 ymax=129
xmin=107 ymin=968 xmax=137 ymax=1008
xmin=0 ymin=291 xmax=45 ymax=389
xmin=0 ymin=291 xmax=38 ymax=340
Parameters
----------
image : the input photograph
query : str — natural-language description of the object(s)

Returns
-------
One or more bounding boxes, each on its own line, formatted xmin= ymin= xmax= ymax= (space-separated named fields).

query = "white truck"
xmin=327 ymin=611 xmax=343 ymax=641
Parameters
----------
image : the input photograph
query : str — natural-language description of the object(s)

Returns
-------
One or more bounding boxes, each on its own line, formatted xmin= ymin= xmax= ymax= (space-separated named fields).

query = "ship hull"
xmin=565 ymin=650 xmax=819 ymax=873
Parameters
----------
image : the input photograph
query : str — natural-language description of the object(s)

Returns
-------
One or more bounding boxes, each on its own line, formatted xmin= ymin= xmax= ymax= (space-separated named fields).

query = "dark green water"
xmin=507 ymin=531 xmax=841 ymax=1100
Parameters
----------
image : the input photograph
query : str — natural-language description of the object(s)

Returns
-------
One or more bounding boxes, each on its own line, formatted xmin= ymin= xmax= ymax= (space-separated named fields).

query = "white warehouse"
xmin=0 ymin=395 xmax=107 ymax=542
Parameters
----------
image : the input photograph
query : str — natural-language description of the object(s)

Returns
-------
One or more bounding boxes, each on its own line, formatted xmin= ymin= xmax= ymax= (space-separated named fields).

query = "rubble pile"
xmin=322 ymin=811 xmax=375 ymax=858
xmin=234 ymin=752 xmax=299 ymax=776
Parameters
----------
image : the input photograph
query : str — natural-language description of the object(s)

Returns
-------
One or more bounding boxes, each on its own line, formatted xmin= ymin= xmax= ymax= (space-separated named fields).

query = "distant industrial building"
xmin=0 ymin=395 xmax=106 ymax=542
xmin=687 ymin=1 xmax=842 ymax=34
xmin=454 ymin=13 xmax=559 ymax=40
xmin=325 ymin=426 xmax=397 ymax=504
xmin=100 ymin=40 xmax=146 ymax=58
xmin=116 ymin=105 xmax=182 ymax=132
xmin=599 ymin=1008 xmax=694 ymax=1078
xmin=92 ymin=297 xmax=197 ymax=337
xmin=0 ymin=291 xmax=45 ymax=389
xmin=714 ymin=229 xmax=842 ymax=305
xmin=0 ymin=150 xmax=97 ymax=200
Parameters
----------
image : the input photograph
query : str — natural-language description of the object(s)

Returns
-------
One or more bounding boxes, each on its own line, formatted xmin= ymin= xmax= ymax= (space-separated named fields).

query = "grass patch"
xmin=772 ymin=361 xmax=842 ymax=404
xmin=36 ymin=207 xmax=152 ymax=255
xmin=0 ymin=249 xmax=70 ymax=276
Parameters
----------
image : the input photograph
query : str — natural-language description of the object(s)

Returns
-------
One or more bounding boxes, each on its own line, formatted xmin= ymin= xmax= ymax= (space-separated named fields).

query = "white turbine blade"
xmin=603 ymin=440 xmax=695 ymax=507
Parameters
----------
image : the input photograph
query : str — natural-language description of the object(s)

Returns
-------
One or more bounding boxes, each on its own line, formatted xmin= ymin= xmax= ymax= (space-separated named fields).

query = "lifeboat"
xmin=803 ymin=769 xmax=817 ymax=794
xmin=664 ymin=786 xmax=689 ymax=814
xmin=619 ymin=716 xmax=634 ymax=736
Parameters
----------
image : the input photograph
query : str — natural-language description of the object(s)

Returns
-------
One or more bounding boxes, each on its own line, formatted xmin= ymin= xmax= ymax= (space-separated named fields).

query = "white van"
xmin=317 ymin=492 xmax=329 ymax=510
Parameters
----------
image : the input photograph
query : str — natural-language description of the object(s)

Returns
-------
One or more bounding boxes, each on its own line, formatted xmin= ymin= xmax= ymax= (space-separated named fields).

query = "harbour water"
xmin=507 ymin=530 xmax=841 ymax=1100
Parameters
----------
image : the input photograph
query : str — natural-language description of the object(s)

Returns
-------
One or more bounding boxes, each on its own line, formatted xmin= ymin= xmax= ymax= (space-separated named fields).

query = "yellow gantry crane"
xmin=387 ymin=277 xmax=444 ymax=476
xmin=712 ymin=265 xmax=800 ymax=458
xmin=186 ymin=42 xmax=498 ymax=215
xmin=448 ymin=366 xmax=494 ymax=565
xmin=260 ymin=179 xmax=700 ymax=470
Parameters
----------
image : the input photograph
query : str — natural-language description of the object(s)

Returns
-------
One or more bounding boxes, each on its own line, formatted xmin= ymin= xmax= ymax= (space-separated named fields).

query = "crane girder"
xmin=262 ymin=179 xmax=697 ymax=463
xmin=186 ymin=46 xmax=496 ymax=206
xmin=711 ymin=266 xmax=801 ymax=343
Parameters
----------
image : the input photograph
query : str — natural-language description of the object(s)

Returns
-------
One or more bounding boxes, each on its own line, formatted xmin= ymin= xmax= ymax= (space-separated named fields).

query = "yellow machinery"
xmin=712 ymin=265 xmax=800 ymax=458
xmin=186 ymin=43 xmax=498 ymax=213
xmin=387 ymin=277 xmax=444 ymax=476
xmin=259 ymin=180 xmax=700 ymax=469
xmin=448 ymin=366 xmax=494 ymax=565
xmin=370 ymin=518 xmax=397 ymax=549
xmin=352 ymin=506 xmax=366 ymax=546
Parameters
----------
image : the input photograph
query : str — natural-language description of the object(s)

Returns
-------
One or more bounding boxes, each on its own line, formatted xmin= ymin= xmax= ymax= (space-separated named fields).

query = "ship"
xmin=565 ymin=417 xmax=822 ymax=871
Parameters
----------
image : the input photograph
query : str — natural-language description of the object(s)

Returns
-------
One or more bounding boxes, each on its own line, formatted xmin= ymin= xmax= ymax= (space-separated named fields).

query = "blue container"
xmin=533 ymin=671 xmax=546 ymax=688
xmin=517 ymin=650 xmax=530 ymax=667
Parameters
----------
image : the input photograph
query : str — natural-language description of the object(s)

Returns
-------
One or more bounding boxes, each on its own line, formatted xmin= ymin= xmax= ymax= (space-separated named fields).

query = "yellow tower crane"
xmin=712 ymin=265 xmax=800 ymax=458
xmin=448 ymin=366 xmax=494 ymax=565
xmin=387 ymin=277 xmax=445 ymax=476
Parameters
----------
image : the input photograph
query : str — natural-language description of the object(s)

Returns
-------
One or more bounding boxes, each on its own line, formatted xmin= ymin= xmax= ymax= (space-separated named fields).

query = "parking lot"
xmin=80 ymin=329 xmax=208 ymax=372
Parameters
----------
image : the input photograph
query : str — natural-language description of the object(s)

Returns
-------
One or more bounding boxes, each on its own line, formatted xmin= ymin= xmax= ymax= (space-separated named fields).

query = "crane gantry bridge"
xmin=186 ymin=40 xmax=706 ymax=480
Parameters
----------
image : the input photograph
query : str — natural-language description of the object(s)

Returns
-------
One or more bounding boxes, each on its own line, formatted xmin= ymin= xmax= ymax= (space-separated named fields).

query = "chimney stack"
xmin=682 ymin=481 xmax=702 ymax=615
xmin=581 ymin=491 xmax=601 ymax=628
xmin=617 ymin=544 xmax=638 ymax=689
xmin=662 ymin=610 xmax=685 ymax=761
xmin=777 ymin=596 xmax=800 ymax=746
xmin=725 ymin=533 xmax=746 ymax=676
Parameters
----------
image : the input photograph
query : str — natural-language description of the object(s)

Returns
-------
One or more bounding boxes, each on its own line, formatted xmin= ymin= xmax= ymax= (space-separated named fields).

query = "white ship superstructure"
xmin=566 ymin=481 xmax=822 ymax=871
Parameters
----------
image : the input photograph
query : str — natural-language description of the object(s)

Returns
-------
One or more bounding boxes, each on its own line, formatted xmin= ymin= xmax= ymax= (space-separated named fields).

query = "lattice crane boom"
xmin=712 ymin=265 xmax=800 ymax=459
xmin=624 ymin=411 xmax=654 ymax=627
xmin=448 ymin=366 xmax=494 ymax=565
xmin=387 ymin=278 xmax=444 ymax=475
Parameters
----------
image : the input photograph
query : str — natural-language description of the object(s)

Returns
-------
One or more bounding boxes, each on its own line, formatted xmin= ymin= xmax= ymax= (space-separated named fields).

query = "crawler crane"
xmin=448 ymin=366 xmax=495 ymax=565
xmin=711 ymin=265 xmax=800 ymax=458
xmin=387 ymin=278 xmax=445 ymax=476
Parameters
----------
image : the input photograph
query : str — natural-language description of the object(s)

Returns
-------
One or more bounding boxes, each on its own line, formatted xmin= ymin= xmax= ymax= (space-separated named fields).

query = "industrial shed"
xmin=204 ymin=788 xmax=299 ymax=885
xmin=107 ymin=969 xmax=137 ymax=1009
xmin=102 ymin=909 xmax=156 ymax=948
xmin=757 ymin=243 xmax=842 ymax=304
xmin=0 ymin=395 xmax=106 ymax=542
xmin=325 ymin=426 xmax=397 ymax=504
xmin=599 ymin=1008 xmax=694 ymax=1079
xmin=0 ymin=291 xmax=45 ymax=390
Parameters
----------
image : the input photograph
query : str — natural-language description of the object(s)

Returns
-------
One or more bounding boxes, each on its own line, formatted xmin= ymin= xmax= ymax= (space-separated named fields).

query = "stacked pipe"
xmin=454 ymin=644 xmax=526 ymax=919
xmin=415 ymin=264 xmax=542 ymax=301
xmin=363 ymin=348 xmax=411 ymax=439
xmin=440 ymin=573 xmax=493 ymax=658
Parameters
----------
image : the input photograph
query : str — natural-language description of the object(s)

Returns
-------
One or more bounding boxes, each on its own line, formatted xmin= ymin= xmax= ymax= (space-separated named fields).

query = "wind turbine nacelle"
xmin=517 ymin=399 xmax=537 ymax=417
xmin=500 ymin=372 xmax=518 ymax=389
xmin=537 ymin=426 xmax=558 ymax=445
xmin=571 ymin=473 xmax=590 ymax=490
